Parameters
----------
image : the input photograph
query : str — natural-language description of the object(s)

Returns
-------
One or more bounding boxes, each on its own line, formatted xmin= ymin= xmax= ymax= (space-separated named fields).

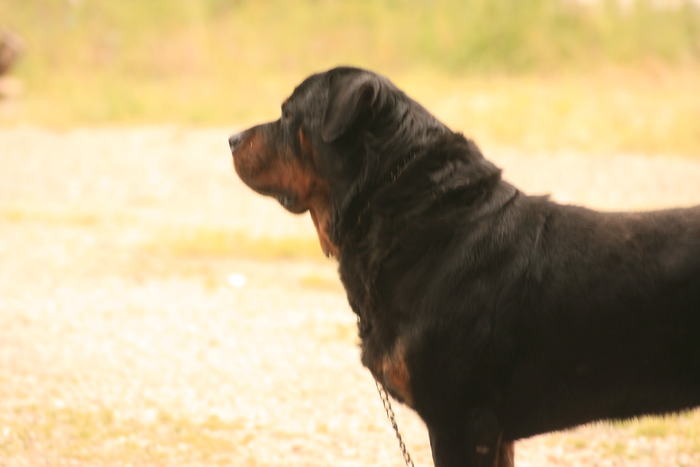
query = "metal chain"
xmin=374 ymin=378 xmax=415 ymax=467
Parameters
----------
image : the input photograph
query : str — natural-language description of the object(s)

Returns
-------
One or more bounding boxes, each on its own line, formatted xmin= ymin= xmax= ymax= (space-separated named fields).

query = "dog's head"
xmin=229 ymin=67 xmax=457 ymax=258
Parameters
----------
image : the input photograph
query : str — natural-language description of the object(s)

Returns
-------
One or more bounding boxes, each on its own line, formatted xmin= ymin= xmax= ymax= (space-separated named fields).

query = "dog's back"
xmin=488 ymin=199 xmax=700 ymax=439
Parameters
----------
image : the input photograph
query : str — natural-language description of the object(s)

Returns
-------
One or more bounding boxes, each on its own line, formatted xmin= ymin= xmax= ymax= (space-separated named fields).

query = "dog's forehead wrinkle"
xmin=286 ymin=91 xmax=325 ymax=130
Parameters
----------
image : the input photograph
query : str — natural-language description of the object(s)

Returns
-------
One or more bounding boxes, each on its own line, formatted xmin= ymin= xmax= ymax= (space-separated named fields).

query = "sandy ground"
xmin=1 ymin=126 xmax=699 ymax=466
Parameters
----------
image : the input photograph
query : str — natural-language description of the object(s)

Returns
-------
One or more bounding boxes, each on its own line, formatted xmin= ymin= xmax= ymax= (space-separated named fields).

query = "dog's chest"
xmin=339 ymin=248 xmax=416 ymax=407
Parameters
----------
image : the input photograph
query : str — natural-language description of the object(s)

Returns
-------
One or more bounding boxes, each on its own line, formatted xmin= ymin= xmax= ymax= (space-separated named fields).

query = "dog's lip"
xmin=256 ymin=186 xmax=307 ymax=214
xmin=276 ymin=194 xmax=306 ymax=214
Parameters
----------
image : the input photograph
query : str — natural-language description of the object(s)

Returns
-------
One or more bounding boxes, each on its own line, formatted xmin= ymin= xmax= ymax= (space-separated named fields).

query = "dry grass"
xmin=411 ymin=68 xmax=700 ymax=156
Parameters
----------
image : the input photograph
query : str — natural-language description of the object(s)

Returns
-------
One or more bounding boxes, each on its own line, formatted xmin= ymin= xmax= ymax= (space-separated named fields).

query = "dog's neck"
xmin=330 ymin=133 xmax=509 ymax=258
xmin=331 ymin=148 xmax=422 ymax=245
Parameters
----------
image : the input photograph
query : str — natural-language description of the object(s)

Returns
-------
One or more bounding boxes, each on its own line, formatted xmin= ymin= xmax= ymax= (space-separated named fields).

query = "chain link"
xmin=374 ymin=378 xmax=415 ymax=467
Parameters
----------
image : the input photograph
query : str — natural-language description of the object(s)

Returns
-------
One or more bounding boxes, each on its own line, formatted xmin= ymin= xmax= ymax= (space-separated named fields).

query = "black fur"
xmin=230 ymin=67 xmax=700 ymax=467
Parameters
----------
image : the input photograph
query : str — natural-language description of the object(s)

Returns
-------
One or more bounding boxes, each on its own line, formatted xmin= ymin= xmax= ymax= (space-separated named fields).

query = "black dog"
xmin=229 ymin=66 xmax=700 ymax=466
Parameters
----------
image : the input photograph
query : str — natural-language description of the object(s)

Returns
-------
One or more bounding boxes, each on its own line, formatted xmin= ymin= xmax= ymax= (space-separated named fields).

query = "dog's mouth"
xmin=275 ymin=193 xmax=306 ymax=214
xmin=231 ymin=149 xmax=308 ymax=215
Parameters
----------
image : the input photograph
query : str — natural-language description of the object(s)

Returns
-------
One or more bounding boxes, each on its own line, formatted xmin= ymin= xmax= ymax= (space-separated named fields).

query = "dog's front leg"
xmin=427 ymin=409 xmax=514 ymax=467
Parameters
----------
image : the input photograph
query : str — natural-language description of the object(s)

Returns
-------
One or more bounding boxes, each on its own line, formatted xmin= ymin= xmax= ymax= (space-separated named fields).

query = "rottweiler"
xmin=228 ymin=66 xmax=700 ymax=467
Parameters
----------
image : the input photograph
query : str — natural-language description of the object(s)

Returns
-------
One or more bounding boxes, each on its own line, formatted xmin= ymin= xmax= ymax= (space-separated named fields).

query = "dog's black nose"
xmin=229 ymin=132 xmax=243 ymax=152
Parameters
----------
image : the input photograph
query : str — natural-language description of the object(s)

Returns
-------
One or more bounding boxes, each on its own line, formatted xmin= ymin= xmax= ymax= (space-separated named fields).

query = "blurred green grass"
xmin=1 ymin=0 xmax=699 ymax=154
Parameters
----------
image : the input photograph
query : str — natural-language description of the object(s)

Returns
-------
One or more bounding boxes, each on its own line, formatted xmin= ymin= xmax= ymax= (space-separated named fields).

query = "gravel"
xmin=1 ymin=126 xmax=698 ymax=466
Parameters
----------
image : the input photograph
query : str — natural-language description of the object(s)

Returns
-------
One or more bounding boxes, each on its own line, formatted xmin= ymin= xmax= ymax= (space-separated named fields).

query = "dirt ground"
xmin=1 ymin=126 xmax=699 ymax=466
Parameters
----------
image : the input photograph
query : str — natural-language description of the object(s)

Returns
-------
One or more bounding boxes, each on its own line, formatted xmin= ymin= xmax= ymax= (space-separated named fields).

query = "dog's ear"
xmin=322 ymin=71 xmax=380 ymax=143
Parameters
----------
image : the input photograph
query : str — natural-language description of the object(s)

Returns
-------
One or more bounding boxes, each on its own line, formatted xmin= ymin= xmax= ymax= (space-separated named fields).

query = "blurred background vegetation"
xmin=1 ymin=0 xmax=699 ymax=155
